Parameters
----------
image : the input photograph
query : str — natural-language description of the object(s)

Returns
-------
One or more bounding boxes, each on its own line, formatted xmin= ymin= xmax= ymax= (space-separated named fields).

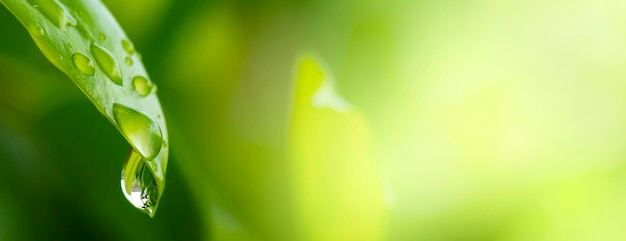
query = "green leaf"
xmin=0 ymin=0 xmax=168 ymax=217
xmin=288 ymin=52 xmax=387 ymax=240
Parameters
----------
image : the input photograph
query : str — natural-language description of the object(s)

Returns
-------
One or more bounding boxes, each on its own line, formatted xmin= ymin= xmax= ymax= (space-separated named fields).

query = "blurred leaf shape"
xmin=289 ymin=52 xmax=387 ymax=240
xmin=0 ymin=0 xmax=168 ymax=217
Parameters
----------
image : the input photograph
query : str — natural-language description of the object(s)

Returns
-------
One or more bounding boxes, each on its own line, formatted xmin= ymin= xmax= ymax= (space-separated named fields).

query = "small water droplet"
xmin=99 ymin=34 xmax=107 ymax=41
xmin=27 ymin=24 xmax=45 ymax=38
xmin=113 ymin=103 xmax=163 ymax=160
xmin=72 ymin=53 xmax=95 ymax=76
xmin=90 ymin=43 xmax=123 ymax=85
xmin=132 ymin=76 xmax=154 ymax=96
xmin=121 ymin=149 xmax=159 ymax=217
xmin=30 ymin=0 xmax=76 ymax=30
xmin=125 ymin=56 xmax=133 ymax=66
xmin=121 ymin=39 xmax=135 ymax=54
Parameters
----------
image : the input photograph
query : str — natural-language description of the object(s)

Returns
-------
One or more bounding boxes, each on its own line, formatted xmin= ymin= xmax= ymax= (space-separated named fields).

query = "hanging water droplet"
xmin=27 ymin=24 xmax=45 ymax=38
xmin=72 ymin=53 xmax=95 ymax=76
xmin=125 ymin=56 xmax=133 ymax=66
xmin=90 ymin=43 xmax=123 ymax=85
xmin=132 ymin=76 xmax=153 ymax=96
xmin=121 ymin=149 xmax=159 ymax=217
xmin=121 ymin=39 xmax=135 ymax=54
xmin=30 ymin=0 xmax=76 ymax=30
xmin=99 ymin=34 xmax=107 ymax=41
xmin=113 ymin=103 xmax=163 ymax=160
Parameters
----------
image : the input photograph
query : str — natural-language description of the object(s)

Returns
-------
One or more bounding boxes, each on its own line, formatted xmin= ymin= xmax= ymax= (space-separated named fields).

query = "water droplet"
xmin=132 ymin=76 xmax=153 ymax=96
xmin=27 ymin=24 xmax=45 ymax=38
xmin=121 ymin=149 xmax=159 ymax=217
xmin=31 ymin=0 xmax=76 ymax=30
xmin=125 ymin=56 xmax=133 ymax=66
xmin=72 ymin=53 xmax=95 ymax=76
xmin=121 ymin=39 xmax=135 ymax=54
xmin=99 ymin=34 xmax=107 ymax=41
xmin=90 ymin=43 xmax=123 ymax=85
xmin=113 ymin=103 xmax=163 ymax=160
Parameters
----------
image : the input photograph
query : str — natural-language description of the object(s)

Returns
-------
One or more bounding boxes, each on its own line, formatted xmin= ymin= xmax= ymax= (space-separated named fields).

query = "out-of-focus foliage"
xmin=4 ymin=0 xmax=626 ymax=241
xmin=289 ymin=53 xmax=386 ymax=240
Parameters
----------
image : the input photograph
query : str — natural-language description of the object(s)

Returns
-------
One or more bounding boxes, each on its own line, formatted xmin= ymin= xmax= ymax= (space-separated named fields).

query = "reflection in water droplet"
xmin=30 ymin=0 xmax=76 ymax=30
xmin=113 ymin=103 xmax=163 ymax=160
xmin=27 ymin=24 xmax=45 ymax=38
xmin=125 ymin=56 xmax=133 ymax=66
xmin=121 ymin=149 xmax=159 ymax=217
xmin=121 ymin=39 xmax=135 ymax=54
xmin=99 ymin=34 xmax=107 ymax=41
xmin=90 ymin=43 xmax=123 ymax=85
xmin=132 ymin=76 xmax=153 ymax=96
xmin=72 ymin=53 xmax=95 ymax=76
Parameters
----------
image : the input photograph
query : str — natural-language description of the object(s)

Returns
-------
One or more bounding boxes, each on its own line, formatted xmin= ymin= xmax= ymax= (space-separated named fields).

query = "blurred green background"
xmin=3 ymin=0 xmax=626 ymax=240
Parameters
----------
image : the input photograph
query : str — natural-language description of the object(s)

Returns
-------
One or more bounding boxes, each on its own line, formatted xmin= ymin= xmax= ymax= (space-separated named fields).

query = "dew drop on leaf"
xmin=71 ymin=53 xmax=95 ymax=76
xmin=99 ymin=34 xmax=107 ymax=41
xmin=113 ymin=103 xmax=163 ymax=160
xmin=30 ymin=0 xmax=76 ymax=30
xmin=132 ymin=76 xmax=153 ymax=97
xmin=121 ymin=39 xmax=135 ymax=55
xmin=90 ymin=42 xmax=123 ymax=85
xmin=121 ymin=149 xmax=159 ymax=217
xmin=125 ymin=56 xmax=133 ymax=66
xmin=27 ymin=24 xmax=44 ymax=38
